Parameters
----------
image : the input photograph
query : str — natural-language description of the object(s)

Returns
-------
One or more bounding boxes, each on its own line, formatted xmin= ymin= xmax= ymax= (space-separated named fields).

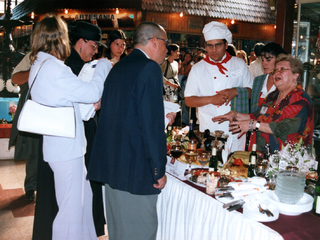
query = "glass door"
xmin=293 ymin=0 xmax=320 ymax=96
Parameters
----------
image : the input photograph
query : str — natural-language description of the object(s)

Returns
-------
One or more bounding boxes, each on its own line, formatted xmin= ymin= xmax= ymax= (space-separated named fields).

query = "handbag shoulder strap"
xmin=25 ymin=58 xmax=49 ymax=102
xmin=164 ymin=59 xmax=170 ymax=78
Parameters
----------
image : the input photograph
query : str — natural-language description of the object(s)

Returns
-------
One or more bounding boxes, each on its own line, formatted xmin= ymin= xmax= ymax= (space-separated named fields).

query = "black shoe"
xmin=25 ymin=190 xmax=35 ymax=201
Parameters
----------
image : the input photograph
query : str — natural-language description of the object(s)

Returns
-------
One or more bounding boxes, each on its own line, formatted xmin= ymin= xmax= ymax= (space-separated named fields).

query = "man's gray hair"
xmin=133 ymin=22 xmax=164 ymax=47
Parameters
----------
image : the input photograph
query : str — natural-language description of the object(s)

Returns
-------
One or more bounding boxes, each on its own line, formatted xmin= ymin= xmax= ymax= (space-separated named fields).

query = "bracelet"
xmin=248 ymin=119 xmax=255 ymax=132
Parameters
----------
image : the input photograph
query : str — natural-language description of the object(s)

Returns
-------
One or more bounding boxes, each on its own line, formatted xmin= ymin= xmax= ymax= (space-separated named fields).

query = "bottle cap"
xmin=168 ymin=125 xmax=172 ymax=130
xmin=189 ymin=119 xmax=193 ymax=124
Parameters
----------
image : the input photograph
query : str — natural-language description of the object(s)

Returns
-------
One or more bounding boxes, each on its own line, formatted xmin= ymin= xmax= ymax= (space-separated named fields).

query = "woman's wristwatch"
xmin=255 ymin=121 xmax=261 ymax=130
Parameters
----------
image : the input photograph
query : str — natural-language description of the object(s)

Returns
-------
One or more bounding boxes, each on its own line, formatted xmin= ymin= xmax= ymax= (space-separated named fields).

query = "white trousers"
xmin=49 ymin=157 xmax=97 ymax=240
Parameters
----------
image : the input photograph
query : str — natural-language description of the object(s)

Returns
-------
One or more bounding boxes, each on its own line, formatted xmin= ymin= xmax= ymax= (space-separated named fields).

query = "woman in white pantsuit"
xmin=28 ymin=15 xmax=111 ymax=240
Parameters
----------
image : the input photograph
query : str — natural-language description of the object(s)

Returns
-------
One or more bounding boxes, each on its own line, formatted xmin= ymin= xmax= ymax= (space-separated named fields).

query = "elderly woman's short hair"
xmin=275 ymin=54 xmax=303 ymax=84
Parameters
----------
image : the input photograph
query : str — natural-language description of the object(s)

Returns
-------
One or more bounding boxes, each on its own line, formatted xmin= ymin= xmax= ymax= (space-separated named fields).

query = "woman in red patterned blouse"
xmin=212 ymin=54 xmax=314 ymax=154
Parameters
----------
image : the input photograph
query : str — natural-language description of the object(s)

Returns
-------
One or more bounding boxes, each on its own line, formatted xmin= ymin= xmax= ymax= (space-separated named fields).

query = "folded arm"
xmin=12 ymin=70 xmax=30 ymax=86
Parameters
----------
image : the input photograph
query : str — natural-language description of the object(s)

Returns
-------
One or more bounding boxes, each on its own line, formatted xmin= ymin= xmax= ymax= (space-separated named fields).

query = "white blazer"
xmin=29 ymin=51 xmax=111 ymax=162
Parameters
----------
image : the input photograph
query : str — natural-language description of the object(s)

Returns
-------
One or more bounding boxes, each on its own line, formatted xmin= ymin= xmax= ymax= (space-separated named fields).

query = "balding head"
xmin=133 ymin=21 xmax=168 ymax=64
xmin=133 ymin=22 xmax=166 ymax=47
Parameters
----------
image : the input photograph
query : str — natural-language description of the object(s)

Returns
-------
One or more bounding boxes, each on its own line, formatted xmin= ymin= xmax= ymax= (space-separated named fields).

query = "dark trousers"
xmin=84 ymin=116 xmax=106 ymax=237
xmin=32 ymin=137 xmax=58 ymax=240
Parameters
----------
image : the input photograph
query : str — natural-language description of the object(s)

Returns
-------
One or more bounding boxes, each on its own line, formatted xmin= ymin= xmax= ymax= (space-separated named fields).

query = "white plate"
xmin=267 ymin=191 xmax=314 ymax=216
xmin=243 ymin=201 xmax=279 ymax=222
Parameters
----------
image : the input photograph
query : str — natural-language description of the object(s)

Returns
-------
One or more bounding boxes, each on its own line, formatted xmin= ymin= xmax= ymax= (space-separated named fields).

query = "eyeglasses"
xmin=205 ymin=42 xmax=225 ymax=50
xmin=148 ymin=37 xmax=170 ymax=47
xmin=84 ymin=39 xmax=99 ymax=51
xmin=271 ymin=67 xmax=292 ymax=75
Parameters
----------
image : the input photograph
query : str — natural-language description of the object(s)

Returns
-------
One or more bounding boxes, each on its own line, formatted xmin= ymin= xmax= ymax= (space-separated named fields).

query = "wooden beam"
xmin=275 ymin=0 xmax=295 ymax=53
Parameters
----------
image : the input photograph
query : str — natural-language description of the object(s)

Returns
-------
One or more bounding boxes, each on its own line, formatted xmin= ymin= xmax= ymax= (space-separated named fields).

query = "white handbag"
xmin=17 ymin=59 xmax=76 ymax=138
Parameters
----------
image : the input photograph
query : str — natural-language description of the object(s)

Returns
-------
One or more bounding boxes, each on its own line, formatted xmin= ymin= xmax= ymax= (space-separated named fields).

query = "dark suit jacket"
xmin=87 ymin=49 xmax=167 ymax=195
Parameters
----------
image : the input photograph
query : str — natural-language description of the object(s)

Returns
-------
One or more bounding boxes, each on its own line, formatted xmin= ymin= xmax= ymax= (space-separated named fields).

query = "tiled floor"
xmin=0 ymin=160 xmax=34 ymax=240
xmin=0 ymin=159 xmax=108 ymax=240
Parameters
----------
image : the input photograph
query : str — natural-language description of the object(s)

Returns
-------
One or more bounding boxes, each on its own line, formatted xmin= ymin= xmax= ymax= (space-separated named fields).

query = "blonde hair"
xmin=30 ymin=14 xmax=70 ymax=64
xmin=236 ymin=50 xmax=248 ymax=64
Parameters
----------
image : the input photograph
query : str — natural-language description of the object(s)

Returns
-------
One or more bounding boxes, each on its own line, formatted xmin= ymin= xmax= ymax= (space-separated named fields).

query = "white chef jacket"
xmin=185 ymin=54 xmax=253 ymax=152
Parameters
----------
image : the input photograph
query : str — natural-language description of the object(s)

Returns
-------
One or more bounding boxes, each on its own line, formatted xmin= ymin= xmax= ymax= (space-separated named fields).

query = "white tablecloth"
xmin=156 ymin=174 xmax=283 ymax=240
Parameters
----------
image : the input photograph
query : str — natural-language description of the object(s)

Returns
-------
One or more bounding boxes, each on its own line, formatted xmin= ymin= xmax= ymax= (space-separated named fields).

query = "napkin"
xmin=217 ymin=182 xmax=268 ymax=205
xmin=78 ymin=60 xmax=98 ymax=121
xmin=230 ymin=187 xmax=268 ymax=197
xmin=229 ymin=181 xmax=268 ymax=197
xmin=222 ymin=137 xmax=233 ymax=164
xmin=164 ymin=101 xmax=181 ymax=128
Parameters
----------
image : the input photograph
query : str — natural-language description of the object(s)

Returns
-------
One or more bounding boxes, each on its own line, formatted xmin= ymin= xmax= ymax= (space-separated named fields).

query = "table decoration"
xmin=9 ymin=104 xmax=16 ymax=121
xmin=267 ymin=138 xmax=316 ymax=176
xmin=267 ymin=138 xmax=316 ymax=204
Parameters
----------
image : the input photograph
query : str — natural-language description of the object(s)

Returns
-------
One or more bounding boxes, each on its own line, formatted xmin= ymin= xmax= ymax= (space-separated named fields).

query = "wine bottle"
xmin=166 ymin=125 xmax=173 ymax=143
xmin=204 ymin=129 xmax=213 ymax=152
xmin=313 ymin=176 xmax=320 ymax=217
xmin=186 ymin=119 xmax=200 ymax=148
xmin=248 ymin=144 xmax=257 ymax=178
xmin=209 ymin=147 xmax=218 ymax=172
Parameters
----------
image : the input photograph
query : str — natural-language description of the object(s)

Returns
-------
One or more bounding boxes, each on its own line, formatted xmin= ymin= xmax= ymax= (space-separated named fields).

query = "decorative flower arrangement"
xmin=267 ymin=138 xmax=316 ymax=177
xmin=9 ymin=104 xmax=17 ymax=122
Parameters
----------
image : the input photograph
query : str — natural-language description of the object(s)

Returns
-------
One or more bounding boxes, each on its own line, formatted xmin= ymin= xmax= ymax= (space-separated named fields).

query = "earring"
xmin=80 ymin=48 xmax=82 ymax=53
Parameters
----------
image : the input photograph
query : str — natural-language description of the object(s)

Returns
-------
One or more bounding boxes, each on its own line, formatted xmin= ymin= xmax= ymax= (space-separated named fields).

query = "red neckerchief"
xmin=204 ymin=52 xmax=232 ymax=74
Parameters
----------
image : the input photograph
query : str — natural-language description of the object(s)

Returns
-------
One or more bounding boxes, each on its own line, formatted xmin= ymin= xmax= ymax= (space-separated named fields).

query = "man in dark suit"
xmin=87 ymin=22 xmax=169 ymax=240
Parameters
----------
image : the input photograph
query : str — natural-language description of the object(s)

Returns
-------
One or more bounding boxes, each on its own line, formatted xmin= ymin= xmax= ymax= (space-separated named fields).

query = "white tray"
xmin=267 ymin=191 xmax=314 ymax=216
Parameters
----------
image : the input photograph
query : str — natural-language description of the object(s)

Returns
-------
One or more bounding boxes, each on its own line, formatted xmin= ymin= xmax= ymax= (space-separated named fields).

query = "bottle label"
xmin=314 ymin=161 xmax=319 ymax=171
xmin=251 ymin=156 xmax=256 ymax=165
xmin=316 ymin=196 xmax=320 ymax=214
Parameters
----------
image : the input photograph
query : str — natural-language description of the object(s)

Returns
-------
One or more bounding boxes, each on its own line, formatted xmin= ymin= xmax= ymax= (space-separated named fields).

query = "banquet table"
xmin=156 ymin=172 xmax=320 ymax=240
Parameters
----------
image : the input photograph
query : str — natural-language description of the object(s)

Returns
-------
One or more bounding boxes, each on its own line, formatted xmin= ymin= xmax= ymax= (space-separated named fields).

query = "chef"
xmin=184 ymin=21 xmax=253 ymax=152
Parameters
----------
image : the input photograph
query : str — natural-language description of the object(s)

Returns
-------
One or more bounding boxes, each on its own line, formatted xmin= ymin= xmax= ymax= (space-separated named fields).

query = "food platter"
xmin=187 ymin=169 xmax=216 ymax=187
xmin=187 ymin=169 xmax=241 ymax=188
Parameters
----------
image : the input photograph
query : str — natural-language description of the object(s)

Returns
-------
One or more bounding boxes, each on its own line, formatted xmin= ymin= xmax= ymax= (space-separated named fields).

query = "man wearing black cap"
xmin=66 ymin=21 xmax=108 ymax=74
xmin=65 ymin=20 xmax=108 ymax=238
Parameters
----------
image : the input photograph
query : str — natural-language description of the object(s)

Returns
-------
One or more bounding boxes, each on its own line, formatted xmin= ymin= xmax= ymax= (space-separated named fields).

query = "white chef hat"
xmin=202 ymin=21 xmax=232 ymax=43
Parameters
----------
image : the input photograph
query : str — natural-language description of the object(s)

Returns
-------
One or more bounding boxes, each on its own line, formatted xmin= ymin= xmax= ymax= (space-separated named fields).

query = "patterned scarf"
xmin=203 ymin=52 xmax=232 ymax=74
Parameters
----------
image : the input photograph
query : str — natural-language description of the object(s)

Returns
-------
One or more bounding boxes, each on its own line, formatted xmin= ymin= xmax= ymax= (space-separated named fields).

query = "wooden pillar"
xmin=275 ymin=0 xmax=295 ymax=53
